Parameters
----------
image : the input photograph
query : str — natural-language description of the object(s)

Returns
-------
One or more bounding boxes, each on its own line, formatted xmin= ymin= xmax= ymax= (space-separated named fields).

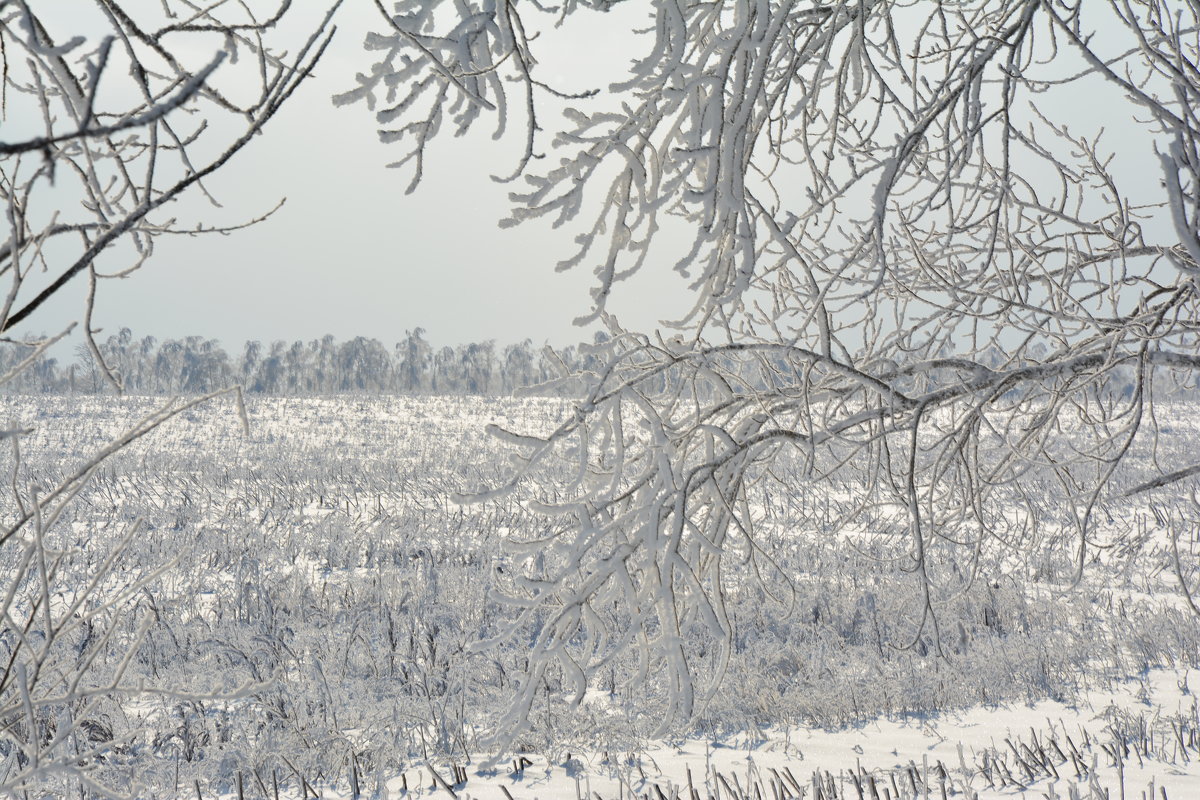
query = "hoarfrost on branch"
xmin=348 ymin=1 xmax=1200 ymax=738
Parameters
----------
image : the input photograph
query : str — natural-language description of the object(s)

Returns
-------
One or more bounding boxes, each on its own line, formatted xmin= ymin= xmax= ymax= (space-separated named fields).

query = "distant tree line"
xmin=4 ymin=328 xmax=1195 ymax=401
xmin=0 ymin=328 xmax=605 ymax=396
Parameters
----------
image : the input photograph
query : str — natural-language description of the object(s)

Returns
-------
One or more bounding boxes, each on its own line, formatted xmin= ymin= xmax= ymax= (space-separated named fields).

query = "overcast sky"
xmin=27 ymin=3 xmax=693 ymax=355
xmin=19 ymin=3 xmax=1166 ymax=359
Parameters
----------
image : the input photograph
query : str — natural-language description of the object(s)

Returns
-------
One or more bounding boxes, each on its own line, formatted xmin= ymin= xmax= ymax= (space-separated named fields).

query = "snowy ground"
xmin=0 ymin=394 xmax=1197 ymax=799
xmin=213 ymin=668 xmax=1196 ymax=800
xmin=210 ymin=670 xmax=1200 ymax=799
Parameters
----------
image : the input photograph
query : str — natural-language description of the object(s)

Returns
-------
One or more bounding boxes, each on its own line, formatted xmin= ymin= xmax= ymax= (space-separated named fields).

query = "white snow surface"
xmin=336 ymin=671 xmax=1200 ymax=800
xmin=1 ymin=394 xmax=1198 ymax=799
xmin=271 ymin=668 xmax=1200 ymax=799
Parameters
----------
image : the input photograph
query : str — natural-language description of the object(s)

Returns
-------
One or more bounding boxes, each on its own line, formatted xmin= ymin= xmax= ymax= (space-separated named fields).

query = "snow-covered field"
xmin=1 ymin=394 xmax=1198 ymax=799
xmin=403 ymin=669 xmax=1200 ymax=800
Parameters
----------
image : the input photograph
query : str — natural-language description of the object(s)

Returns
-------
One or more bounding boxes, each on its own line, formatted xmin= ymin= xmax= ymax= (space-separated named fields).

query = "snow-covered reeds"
xmin=0 ymin=393 xmax=1197 ymax=795
xmin=0 ymin=390 xmax=259 ymax=797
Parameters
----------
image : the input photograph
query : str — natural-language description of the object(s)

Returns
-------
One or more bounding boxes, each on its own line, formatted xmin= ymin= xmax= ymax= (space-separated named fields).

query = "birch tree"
xmin=0 ymin=2 xmax=338 ymax=793
xmin=347 ymin=0 xmax=1200 ymax=736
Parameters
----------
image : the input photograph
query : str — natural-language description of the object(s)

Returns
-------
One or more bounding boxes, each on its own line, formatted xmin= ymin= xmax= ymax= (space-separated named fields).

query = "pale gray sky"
xmin=19 ymin=3 xmax=1169 ymax=358
xmin=28 ymin=3 xmax=693 ymax=354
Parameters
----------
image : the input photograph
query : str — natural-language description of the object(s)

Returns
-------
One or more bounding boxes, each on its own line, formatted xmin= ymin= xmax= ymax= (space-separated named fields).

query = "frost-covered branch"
xmin=0 ymin=3 xmax=342 ymax=794
xmin=357 ymin=0 xmax=1200 ymax=738
xmin=0 ymin=1 xmax=341 ymax=338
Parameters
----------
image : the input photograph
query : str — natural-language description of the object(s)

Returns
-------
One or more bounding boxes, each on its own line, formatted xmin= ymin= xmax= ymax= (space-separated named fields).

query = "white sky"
xmin=15 ymin=3 xmax=1171 ymax=358
xmin=24 ymin=2 xmax=694 ymax=355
